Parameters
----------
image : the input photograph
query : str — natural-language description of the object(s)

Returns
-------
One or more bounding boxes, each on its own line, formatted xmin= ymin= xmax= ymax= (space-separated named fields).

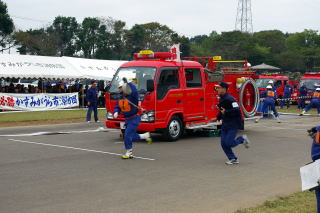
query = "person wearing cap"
xmin=300 ymin=87 xmax=320 ymax=116
xmin=212 ymin=82 xmax=251 ymax=165
xmin=298 ymin=83 xmax=308 ymax=110
xmin=86 ymin=80 xmax=99 ymax=123
xmin=114 ymin=78 xmax=152 ymax=159
xmin=280 ymin=81 xmax=293 ymax=109
xmin=258 ymin=85 xmax=281 ymax=123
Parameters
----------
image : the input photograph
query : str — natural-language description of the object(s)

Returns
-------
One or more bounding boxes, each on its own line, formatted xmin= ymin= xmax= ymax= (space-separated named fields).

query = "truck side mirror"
xmin=147 ymin=79 xmax=154 ymax=92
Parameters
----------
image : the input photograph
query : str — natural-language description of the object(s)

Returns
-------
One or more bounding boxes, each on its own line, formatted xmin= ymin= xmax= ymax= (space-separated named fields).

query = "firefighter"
xmin=300 ymin=87 xmax=320 ymax=116
xmin=280 ymin=82 xmax=293 ymax=109
xmin=114 ymin=78 xmax=152 ymax=159
xmin=212 ymin=82 xmax=250 ymax=165
xmin=86 ymin=80 xmax=99 ymax=123
xmin=259 ymin=85 xmax=281 ymax=123
xmin=308 ymin=125 xmax=320 ymax=213
xmin=298 ymin=83 xmax=308 ymax=110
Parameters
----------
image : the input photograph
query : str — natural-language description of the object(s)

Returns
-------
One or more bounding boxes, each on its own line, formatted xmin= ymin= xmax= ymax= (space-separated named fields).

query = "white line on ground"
xmin=7 ymin=139 xmax=156 ymax=161
xmin=0 ymin=127 xmax=117 ymax=137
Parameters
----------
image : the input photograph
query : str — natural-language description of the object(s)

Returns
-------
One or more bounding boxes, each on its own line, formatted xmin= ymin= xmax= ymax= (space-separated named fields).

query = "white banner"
xmin=0 ymin=93 xmax=79 ymax=111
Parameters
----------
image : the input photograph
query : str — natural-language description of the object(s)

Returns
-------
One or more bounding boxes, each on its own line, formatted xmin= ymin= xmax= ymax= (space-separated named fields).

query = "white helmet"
xmin=316 ymin=87 xmax=320 ymax=91
xmin=266 ymin=85 xmax=272 ymax=89
xmin=118 ymin=79 xmax=132 ymax=95
xmin=268 ymin=80 xmax=274 ymax=84
xmin=118 ymin=80 xmax=125 ymax=88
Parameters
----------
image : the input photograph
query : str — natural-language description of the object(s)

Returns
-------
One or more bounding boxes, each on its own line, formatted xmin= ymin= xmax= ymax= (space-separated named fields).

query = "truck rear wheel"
xmin=163 ymin=115 xmax=183 ymax=141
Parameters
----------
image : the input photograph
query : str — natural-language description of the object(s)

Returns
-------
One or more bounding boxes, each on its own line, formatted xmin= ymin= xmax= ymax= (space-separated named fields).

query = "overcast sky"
xmin=3 ymin=0 xmax=320 ymax=37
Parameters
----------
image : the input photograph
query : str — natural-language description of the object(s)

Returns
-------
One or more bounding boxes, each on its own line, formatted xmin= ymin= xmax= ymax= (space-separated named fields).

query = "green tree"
xmin=14 ymin=29 xmax=59 ymax=56
xmin=126 ymin=24 xmax=147 ymax=55
xmin=76 ymin=17 xmax=101 ymax=58
xmin=109 ymin=19 xmax=128 ymax=59
xmin=47 ymin=16 xmax=78 ymax=56
xmin=0 ymin=0 xmax=14 ymax=52
xmin=140 ymin=22 xmax=175 ymax=51
xmin=253 ymin=30 xmax=286 ymax=54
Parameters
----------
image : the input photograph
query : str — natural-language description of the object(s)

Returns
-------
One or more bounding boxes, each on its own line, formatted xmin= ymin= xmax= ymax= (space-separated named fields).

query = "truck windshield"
xmin=109 ymin=67 xmax=157 ymax=93
xmin=299 ymin=79 xmax=320 ymax=90
xmin=255 ymin=79 xmax=272 ymax=88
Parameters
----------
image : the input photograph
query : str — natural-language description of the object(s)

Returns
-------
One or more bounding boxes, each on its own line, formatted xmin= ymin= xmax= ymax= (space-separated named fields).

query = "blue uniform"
xmin=261 ymin=90 xmax=279 ymax=117
xmin=217 ymin=93 xmax=244 ymax=160
xmin=86 ymin=87 xmax=99 ymax=122
xmin=304 ymin=91 xmax=320 ymax=114
xmin=311 ymin=126 xmax=320 ymax=213
xmin=280 ymin=85 xmax=293 ymax=109
xmin=261 ymin=85 xmax=276 ymax=114
xmin=298 ymin=86 xmax=308 ymax=109
xmin=114 ymin=82 xmax=141 ymax=150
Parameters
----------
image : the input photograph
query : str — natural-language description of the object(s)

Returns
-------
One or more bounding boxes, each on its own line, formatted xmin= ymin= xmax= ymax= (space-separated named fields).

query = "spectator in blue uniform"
xmin=114 ymin=78 xmax=152 ymax=159
xmin=212 ymin=82 xmax=250 ymax=165
xmin=257 ymin=85 xmax=281 ymax=123
xmin=86 ymin=81 xmax=99 ymax=123
xmin=280 ymin=82 xmax=293 ymax=109
xmin=298 ymin=83 xmax=308 ymax=110
xmin=301 ymin=87 xmax=320 ymax=116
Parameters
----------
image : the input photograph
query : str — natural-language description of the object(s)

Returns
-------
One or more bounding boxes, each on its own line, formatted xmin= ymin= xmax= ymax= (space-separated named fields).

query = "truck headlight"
xmin=107 ymin=111 xmax=114 ymax=120
xmin=141 ymin=110 xmax=155 ymax=122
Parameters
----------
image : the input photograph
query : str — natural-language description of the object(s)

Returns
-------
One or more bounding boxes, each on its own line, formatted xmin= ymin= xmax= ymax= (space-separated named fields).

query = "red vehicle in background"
xmin=105 ymin=49 xmax=259 ymax=141
xmin=255 ymin=74 xmax=289 ymax=98
xmin=299 ymin=72 xmax=320 ymax=103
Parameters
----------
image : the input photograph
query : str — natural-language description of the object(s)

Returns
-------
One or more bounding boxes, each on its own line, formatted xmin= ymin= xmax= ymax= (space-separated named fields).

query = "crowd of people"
xmin=0 ymin=79 xmax=111 ymax=108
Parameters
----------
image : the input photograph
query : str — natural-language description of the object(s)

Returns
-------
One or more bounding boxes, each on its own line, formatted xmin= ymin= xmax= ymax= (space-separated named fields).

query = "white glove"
xmin=113 ymin=112 xmax=119 ymax=118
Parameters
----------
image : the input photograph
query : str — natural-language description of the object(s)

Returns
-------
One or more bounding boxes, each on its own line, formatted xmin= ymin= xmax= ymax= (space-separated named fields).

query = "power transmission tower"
xmin=235 ymin=0 xmax=253 ymax=33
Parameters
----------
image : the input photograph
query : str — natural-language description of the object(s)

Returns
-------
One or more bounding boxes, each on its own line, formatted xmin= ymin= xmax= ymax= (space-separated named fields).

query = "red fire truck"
xmin=255 ymin=74 xmax=299 ymax=103
xmin=299 ymin=72 xmax=320 ymax=103
xmin=105 ymin=50 xmax=259 ymax=141
xmin=255 ymin=74 xmax=289 ymax=97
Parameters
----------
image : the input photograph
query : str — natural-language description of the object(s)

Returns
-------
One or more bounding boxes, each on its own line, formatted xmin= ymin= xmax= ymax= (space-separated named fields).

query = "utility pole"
xmin=235 ymin=0 xmax=253 ymax=33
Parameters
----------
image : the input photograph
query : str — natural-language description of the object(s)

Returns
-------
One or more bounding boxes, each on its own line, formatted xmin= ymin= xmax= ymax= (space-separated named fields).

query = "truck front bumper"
xmin=106 ymin=120 xmax=166 ymax=132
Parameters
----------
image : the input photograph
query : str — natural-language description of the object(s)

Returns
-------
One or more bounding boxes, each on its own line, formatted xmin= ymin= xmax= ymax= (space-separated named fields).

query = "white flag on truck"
xmin=170 ymin=44 xmax=181 ymax=61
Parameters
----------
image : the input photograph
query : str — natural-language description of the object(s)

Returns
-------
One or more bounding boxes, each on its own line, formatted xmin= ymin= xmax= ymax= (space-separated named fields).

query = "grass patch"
xmin=278 ymin=107 xmax=318 ymax=115
xmin=0 ymin=109 xmax=106 ymax=123
xmin=235 ymin=191 xmax=316 ymax=213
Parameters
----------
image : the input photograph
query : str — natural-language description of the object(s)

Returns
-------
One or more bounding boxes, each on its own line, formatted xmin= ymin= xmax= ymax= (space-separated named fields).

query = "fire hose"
xmin=239 ymin=78 xmax=260 ymax=118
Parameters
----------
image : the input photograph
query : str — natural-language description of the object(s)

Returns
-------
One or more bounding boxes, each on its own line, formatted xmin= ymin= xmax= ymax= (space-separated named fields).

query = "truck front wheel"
xmin=163 ymin=115 xmax=183 ymax=141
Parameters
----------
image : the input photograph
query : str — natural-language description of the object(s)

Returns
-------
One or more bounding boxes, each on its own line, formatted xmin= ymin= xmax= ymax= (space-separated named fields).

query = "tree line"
xmin=1 ymin=0 xmax=320 ymax=73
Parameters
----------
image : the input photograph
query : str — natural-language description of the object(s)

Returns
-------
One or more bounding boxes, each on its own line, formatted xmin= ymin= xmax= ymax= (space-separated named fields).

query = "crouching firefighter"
xmin=212 ymin=82 xmax=251 ymax=165
xmin=113 ymin=78 xmax=152 ymax=159
xmin=300 ymin=87 xmax=320 ymax=116
xmin=256 ymin=85 xmax=281 ymax=123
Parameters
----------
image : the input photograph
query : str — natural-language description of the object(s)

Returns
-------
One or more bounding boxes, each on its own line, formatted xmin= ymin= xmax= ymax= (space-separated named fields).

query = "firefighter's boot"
xmin=140 ymin=132 xmax=153 ymax=144
xmin=276 ymin=116 xmax=281 ymax=123
xmin=122 ymin=149 xmax=133 ymax=159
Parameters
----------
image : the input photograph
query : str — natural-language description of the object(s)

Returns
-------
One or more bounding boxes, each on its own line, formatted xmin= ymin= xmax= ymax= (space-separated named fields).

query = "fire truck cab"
xmin=105 ymin=50 xmax=259 ymax=141
xmin=299 ymin=72 xmax=320 ymax=103
xmin=256 ymin=74 xmax=290 ymax=98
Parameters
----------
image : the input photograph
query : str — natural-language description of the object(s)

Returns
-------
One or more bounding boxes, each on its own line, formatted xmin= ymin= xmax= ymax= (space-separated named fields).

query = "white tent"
xmin=63 ymin=57 xmax=127 ymax=81
xmin=0 ymin=54 xmax=127 ymax=80
xmin=0 ymin=54 xmax=81 ymax=79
